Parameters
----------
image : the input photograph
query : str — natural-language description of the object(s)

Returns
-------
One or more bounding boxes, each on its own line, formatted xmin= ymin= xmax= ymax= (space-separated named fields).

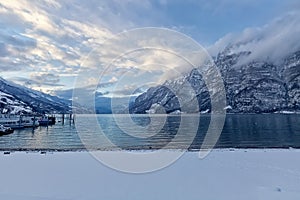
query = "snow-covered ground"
xmin=0 ymin=149 xmax=300 ymax=200
xmin=0 ymin=91 xmax=32 ymax=114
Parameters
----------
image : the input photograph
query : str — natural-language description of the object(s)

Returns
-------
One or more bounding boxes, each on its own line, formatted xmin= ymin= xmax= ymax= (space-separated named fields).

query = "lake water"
xmin=0 ymin=114 xmax=300 ymax=151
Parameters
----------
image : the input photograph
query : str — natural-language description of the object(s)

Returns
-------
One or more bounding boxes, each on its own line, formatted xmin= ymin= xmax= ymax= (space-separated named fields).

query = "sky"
xmin=0 ymin=0 xmax=299 ymax=97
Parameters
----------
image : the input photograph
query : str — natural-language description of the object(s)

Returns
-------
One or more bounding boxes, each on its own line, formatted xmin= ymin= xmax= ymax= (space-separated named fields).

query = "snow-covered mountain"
xmin=0 ymin=77 xmax=72 ymax=114
xmin=130 ymin=49 xmax=300 ymax=114
xmin=130 ymin=13 xmax=300 ymax=114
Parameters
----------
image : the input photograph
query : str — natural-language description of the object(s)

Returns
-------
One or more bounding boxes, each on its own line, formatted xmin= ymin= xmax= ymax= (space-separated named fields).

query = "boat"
xmin=38 ymin=116 xmax=56 ymax=126
xmin=21 ymin=116 xmax=39 ymax=128
xmin=0 ymin=125 xmax=14 ymax=135
xmin=0 ymin=115 xmax=24 ymax=129
xmin=0 ymin=114 xmax=55 ymax=128
xmin=0 ymin=115 xmax=38 ymax=129
xmin=38 ymin=117 xmax=49 ymax=126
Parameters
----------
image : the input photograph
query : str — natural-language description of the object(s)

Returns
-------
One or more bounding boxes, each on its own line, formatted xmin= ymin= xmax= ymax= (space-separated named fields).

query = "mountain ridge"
xmin=0 ymin=77 xmax=72 ymax=114
xmin=130 ymin=49 xmax=300 ymax=114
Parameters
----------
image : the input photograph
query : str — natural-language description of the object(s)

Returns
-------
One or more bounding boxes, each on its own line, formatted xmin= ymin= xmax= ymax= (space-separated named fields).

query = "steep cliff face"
xmin=216 ymin=49 xmax=287 ymax=113
xmin=130 ymin=50 xmax=300 ymax=114
xmin=283 ymin=51 xmax=300 ymax=109
xmin=130 ymin=64 xmax=216 ymax=114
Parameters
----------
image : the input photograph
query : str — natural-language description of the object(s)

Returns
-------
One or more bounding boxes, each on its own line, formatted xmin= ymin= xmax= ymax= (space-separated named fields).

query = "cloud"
xmin=0 ymin=32 xmax=37 ymax=50
xmin=2 ymin=0 xmax=299 ymax=98
xmin=0 ymin=42 xmax=8 ymax=57
xmin=109 ymin=76 xmax=118 ymax=83
xmin=54 ymin=79 xmax=118 ymax=101
xmin=97 ymin=81 xmax=117 ymax=89
xmin=0 ymin=0 xmax=212 ymax=95
xmin=10 ymin=73 xmax=64 ymax=88
xmin=106 ymin=84 xmax=147 ymax=98
xmin=209 ymin=12 xmax=300 ymax=65
xmin=0 ymin=0 xmax=170 ymax=92
xmin=30 ymin=72 xmax=61 ymax=85
xmin=0 ymin=1 xmax=114 ymax=75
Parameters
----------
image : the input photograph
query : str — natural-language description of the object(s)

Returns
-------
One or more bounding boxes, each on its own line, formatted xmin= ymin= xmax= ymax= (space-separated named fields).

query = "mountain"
xmin=130 ymin=13 xmax=300 ymax=114
xmin=55 ymin=88 xmax=136 ymax=114
xmin=130 ymin=49 xmax=300 ymax=114
xmin=0 ymin=77 xmax=72 ymax=114
xmin=94 ymin=96 xmax=136 ymax=114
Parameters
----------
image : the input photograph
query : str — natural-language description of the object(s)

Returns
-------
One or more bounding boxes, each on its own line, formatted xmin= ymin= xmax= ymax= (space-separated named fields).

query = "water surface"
xmin=0 ymin=114 xmax=299 ymax=151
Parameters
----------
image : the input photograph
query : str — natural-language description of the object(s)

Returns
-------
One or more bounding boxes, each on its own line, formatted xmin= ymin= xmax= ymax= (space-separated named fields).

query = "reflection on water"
xmin=217 ymin=114 xmax=300 ymax=148
xmin=0 ymin=114 xmax=299 ymax=151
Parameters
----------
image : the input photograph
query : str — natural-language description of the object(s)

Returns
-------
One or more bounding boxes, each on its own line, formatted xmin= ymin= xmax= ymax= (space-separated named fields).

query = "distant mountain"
xmin=55 ymin=89 xmax=136 ymax=114
xmin=130 ymin=49 xmax=300 ymax=114
xmin=0 ymin=77 xmax=72 ymax=114
xmin=95 ymin=96 xmax=136 ymax=114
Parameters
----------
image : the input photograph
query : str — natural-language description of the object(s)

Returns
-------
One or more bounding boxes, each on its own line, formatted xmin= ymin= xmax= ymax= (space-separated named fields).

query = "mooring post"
xmin=33 ymin=116 xmax=36 ymax=129
xmin=19 ymin=115 xmax=22 ymax=128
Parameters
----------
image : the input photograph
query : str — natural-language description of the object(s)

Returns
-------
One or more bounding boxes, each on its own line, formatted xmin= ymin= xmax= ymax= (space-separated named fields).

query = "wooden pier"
xmin=55 ymin=113 xmax=75 ymax=125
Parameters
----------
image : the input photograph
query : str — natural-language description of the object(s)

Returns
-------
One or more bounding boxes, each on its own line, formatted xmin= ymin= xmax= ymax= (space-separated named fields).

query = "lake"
xmin=0 ymin=114 xmax=300 ymax=151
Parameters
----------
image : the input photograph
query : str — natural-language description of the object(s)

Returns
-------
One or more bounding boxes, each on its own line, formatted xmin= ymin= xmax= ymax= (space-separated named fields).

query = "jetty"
xmin=0 ymin=113 xmax=75 ymax=130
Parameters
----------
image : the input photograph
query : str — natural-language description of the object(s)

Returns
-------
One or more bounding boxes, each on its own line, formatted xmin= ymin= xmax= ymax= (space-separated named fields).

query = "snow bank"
xmin=0 ymin=149 xmax=300 ymax=200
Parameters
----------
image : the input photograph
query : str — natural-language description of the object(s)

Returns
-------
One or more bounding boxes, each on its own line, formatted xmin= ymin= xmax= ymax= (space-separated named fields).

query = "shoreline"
xmin=2 ymin=147 xmax=300 ymax=155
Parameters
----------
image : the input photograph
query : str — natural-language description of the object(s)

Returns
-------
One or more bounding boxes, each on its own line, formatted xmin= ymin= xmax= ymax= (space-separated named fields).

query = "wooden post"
xmin=19 ymin=115 xmax=22 ymax=128
xmin=33 ymin=116 xmax=36 ymax=129
xmin=62 ymin=114 xmax=65 ymax=125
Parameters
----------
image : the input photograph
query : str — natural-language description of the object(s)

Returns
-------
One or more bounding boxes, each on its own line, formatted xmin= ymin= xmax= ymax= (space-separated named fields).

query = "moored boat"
xmin=0 ymin=114 xmax=55 ymax=128
xmin=38 ymin=116 xmax=56 ymax=126
xmin=0 ymin=115 xmax=38 ymax=129
xmin=0 ymin=117 xmax=24 ymax=129
xmin=21 ymin=116 xmax=39 ymax=128
xmin=0 ymin=125 xmax=14 ymax=135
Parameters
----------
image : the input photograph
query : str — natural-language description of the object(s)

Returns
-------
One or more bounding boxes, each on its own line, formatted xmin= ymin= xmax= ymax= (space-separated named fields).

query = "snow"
xmin=275 ymin=111 xmax=296 ymax=114
xmin=10 ymin=105 xmax=32 ymax=114
xmin=0 ymin=149 xmax=299 ymax=200
xmin=145 ymin=109 xmax=155 ymax=114
xmin=0 ymin=91 xmax=32 ymax=114
xmin=0 ymin=91 xmax=14 ymax=98
xmin=145 ymin=103 xmax=161 ymax=114
xmin=169 ymin=110 xmax=182 ymax=114
xmin=1 ymin=77 xmax=71 ymax=114
xmin=28 ymin=92 xmax=39 ymax=98
xmin=200 ymin=109 xmax=210 ymax=114
xmin=0 ymin=92 xmax=15 ymax=104
xmin=224 ymin=105 xmax=233 ymax=110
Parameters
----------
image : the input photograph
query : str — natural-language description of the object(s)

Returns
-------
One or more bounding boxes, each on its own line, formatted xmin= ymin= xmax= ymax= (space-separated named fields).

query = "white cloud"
xmin=209 ymin=12 xmax=300 ymax=65
xmin=2 ymin=0 xmax=299 ymax=98
xmin=0 ymin=0 xmax=118 ymax=89
xmin=0 ymin=0 xmax=197 ymax=96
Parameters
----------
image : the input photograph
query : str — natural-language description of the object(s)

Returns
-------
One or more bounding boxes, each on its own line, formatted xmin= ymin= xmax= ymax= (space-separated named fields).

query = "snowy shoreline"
xmin=1 ymin=149 xmax=300 ymax=200
xmin=1 ymin=147 xmax=300 ymax=154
